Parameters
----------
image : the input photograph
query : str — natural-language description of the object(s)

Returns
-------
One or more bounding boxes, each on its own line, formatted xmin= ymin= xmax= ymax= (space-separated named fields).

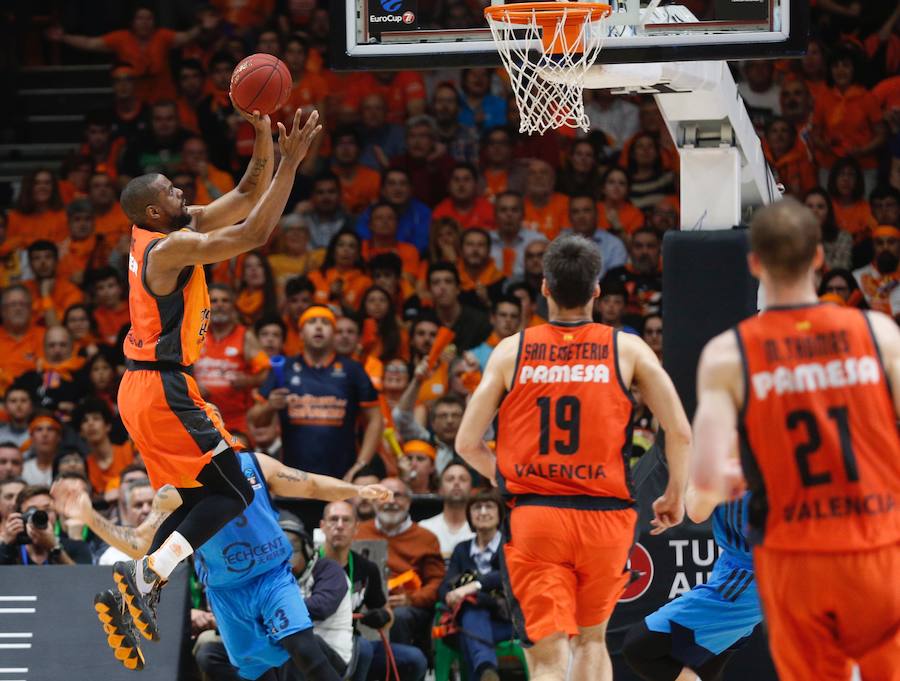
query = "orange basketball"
xmin=229 ymin=53 xmax=292 ymax=116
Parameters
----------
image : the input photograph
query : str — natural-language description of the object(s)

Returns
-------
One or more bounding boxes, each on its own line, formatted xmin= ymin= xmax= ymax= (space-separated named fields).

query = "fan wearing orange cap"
xmin=399 ymin=439 xmax=437 ymax=494
xmin=852 ymin=225 xmax=900 ymax=314
xmin=257 ymin=305 xmax=383 ymax=482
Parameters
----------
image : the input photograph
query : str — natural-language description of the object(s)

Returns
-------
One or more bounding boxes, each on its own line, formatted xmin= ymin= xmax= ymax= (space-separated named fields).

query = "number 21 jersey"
xmin=496 ymin=321 xmax=635 ymax=502
xmin=736 ymin=304 xmax=900 ymax=552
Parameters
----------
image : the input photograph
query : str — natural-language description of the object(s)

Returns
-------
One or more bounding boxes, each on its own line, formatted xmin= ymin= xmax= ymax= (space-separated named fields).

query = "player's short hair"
xmin=121 ymin=173 xmax=164 ymax=226
xmin=749 ymin=197 xmax=821 ymax=281
xmin=542 ymin=234 xmax=602 ymax=309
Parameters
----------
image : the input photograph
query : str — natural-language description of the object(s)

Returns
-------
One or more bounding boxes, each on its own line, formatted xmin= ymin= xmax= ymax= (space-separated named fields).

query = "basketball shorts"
xmin=755 ymin=542 xmax=900 ymax=681
xmin=645 ymin=552 xmax=761 ymax=668
xmin=501 ymin=504 xmax=637 ymax=645
xmin=118 ymin=367 xmax=236 ymax=489
xmin=205 ymin=561 xmax=313 ymax=681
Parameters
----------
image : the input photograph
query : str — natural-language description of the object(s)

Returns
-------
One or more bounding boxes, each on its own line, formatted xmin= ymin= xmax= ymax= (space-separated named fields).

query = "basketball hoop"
xmin=484 ymin=1 xmax=612 ymax=134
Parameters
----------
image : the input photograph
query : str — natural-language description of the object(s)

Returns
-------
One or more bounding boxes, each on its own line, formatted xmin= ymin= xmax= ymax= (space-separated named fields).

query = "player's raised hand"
xmin=649 ymin=490 xmax=685 ymax=535
xmin=50 ymin=478 xmax=92 ymax=523
xmin=229 ymin=93 xmax=271 ymax=131
xmin=358 ymin=484 xmax=394 ymax=502
xmin=277 ymin=108 xmax=322 ymax=167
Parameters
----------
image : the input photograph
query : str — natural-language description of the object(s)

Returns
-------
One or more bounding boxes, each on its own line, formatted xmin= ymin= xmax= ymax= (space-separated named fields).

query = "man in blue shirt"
xmin=258 ymin=306 xmax=382 ymax=481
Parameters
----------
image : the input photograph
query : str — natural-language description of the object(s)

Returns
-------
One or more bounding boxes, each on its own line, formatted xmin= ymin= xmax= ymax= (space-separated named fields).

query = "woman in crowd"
xmin=359 ymin=285 xmax=409 ymax=364
xmin=556 ymin=139 xmax=605 ymax=199
xmin=817 ymin=268 xmax=864 ymax=307
xmin=64 ymin=304 xmax=102 ymax=359
xmin=236 ymin=251 xmax=279 ymax=325
xmin=7 ymin=169 xmax=68 ymax=243
xmin=642 ymin=313 xmax=663 ymax=362
xmin=626 ymin=133 xmax=677 ymax=212
xmin=439 ymin=490 xmax=512 ymax=681
xmin=597 ymin=167 xmax=646 ymax=237
xmin=83 ymin=349 xmax=128 ymax=442
xmin=804 ymin=188 xmax=853 ymax=270
xmin=309 ymin=230 xmax=373 ymax=309
xmin=826 ymin=157 xmax=877 ymax=242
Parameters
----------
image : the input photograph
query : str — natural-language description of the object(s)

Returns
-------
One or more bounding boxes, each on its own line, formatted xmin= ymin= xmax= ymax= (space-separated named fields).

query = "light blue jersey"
xmin=194 ymin=452 xmax=291 ymax=588
xmin=645 ymin=493 xmax=761 ymax=665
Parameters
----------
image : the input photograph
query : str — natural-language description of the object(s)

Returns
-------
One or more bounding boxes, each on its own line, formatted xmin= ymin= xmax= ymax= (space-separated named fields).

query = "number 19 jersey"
xmin=736 ymin=304 xmax=900 ymax=553
xmin=496 ymin=321 xmax=635 ymax=503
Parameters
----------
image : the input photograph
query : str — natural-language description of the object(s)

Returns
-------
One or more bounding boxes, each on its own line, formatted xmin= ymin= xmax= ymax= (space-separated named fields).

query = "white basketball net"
xmin=485 ymin=3 xmax=608 ymax=135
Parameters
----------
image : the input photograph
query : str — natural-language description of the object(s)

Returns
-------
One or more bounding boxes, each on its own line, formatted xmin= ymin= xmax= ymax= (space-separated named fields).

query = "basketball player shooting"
xmin=111 ymin=105 xmax=321 ymax=642
xmin=456 ymin=234 xmax=692 ymax=681
xmin=692 ymin=198 xmax=900 ymax=681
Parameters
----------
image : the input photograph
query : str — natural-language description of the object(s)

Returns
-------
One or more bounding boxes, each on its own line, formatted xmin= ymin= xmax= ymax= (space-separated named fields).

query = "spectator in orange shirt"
xmin=480 ymin=127 xmax=520 ymax=203
xmin=79 ymin=112 xmax=125 ymax=183
xmin=597 ymin=167 xmax=646 ymax=238
xmin=522 ymin=159 xmax=569 ymax=240
xmin=56 ymin=200 xmax=109 ymax=287
xmin=57 ymin=155 xmax=92 ymax=205
xmin=780 ymin=78 xmax=815 ymax=147
xmin=15 ymin=326 xmax=86 ymax=420
xmin=764 ymin=117 xmax=818 ymax=198
xmin=48 ymin=6 xmax=200 ymax=103
xmin=275 ymin=34 xmax=328 ymax=130
xmin=800 ymin=37 xmax=829 ymax=103
xmin=812 ymin=44 xmax=886 ymax=190
xmin=86 ymin=268 xmax=130 ymax=346
xmin=87 ymin=173 xmax=130 ymax=244
xmin=309 ymin=231 xmax=373 ymax=310
xmin=827 ymin=156 xmax=878 ymax=241
xmin=626 ymin=133 xmax=678 ymax=211
xmin=212 ymin=0 xmax=275 ymax=31
xmin=457 ymin=228 xmax=505 ymax=312
xmin=360 ymin=286 xmax=409 ymax=364
xmin=362 ymin=203 xmax=421 ymax=280
xmin=23 ymin=241 xmax=84 ymax=327
xmin=432 ymin=163 xmax=496 ymax=231
xmin=235 ymin=251 xmax=279 ymax=325
xmin=181 ymin=136 xmax=235 ymax=205
xmin=195 ymin=284 xmax=270 ymax=432
xmin=391 ymin=116 xmax=456 ymax=208
xmin=432 ymin=83 xmax=480 ymax=165
xmin=62 ymin=304 xmax=101 ymax=359
xmin=174 ymin=60 xmax=207 ymax=133
xmin=344 ymin=71 xmax=427 ymax=125
xmin=0 ymin=286 xmax=45 ymax=391
xmin=331 ymin=128 xmax=381 ymax=215
xmin=75 ymin=398 xmax=134 ymax=501
xmin=7 ymin=169 xmax=68 ymax=245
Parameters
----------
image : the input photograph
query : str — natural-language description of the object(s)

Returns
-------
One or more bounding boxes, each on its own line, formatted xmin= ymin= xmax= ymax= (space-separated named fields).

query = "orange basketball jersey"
xmin=737 ymin=304 xmax=900 ymax=553
xmin=124 ymin=226 xmax=211 ymax=366
xmin=496 ymin=321 xmax=635 ymax=502
xmin=195 ymin=324 xmax=258 ymax=431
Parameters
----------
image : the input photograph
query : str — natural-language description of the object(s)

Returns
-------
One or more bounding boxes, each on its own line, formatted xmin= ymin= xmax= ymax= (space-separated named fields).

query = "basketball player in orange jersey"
xmin=110 ymin=106 xmax=322 ymax=643
xmin=456 ymin=234 xmax=692 ymax=681
xmin=692 ymin=197 xmax=900 ymax=681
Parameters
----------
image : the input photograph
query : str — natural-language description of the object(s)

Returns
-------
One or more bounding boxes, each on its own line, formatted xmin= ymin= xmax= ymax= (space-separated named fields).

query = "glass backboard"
xmin=329 ymin=0 xmax=807 ymax=71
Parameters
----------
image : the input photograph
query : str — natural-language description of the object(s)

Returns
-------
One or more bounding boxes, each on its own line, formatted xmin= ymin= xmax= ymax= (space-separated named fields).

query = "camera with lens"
xmin=15 ymin=508 xmax=49 ymax=545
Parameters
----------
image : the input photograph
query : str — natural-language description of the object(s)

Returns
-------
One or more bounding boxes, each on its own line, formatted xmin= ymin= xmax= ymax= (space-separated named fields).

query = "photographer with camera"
xmin=0 ymin=484 xmax=92 ymax=565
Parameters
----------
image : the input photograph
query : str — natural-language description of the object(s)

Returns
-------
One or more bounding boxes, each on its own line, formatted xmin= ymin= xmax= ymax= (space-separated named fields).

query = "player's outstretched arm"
xmin=50 ymin=480 xmax=180 ymax=559
xmin=256 ymin=454 xmax=393 ymax=503
xmin=455 ymin=334 xmax=518 ymax=482
xmin=865 ymin=310 xmax=900 ymax=419
xmin=691 ymin=332 xmax=745 ymax=501
xmin=191 ymin=99 xmax=275 ymax=233
xmin=624 ymin=332 xmax=692 ymax=534
xmin=151 ymin=109 xmax=321 ymax=269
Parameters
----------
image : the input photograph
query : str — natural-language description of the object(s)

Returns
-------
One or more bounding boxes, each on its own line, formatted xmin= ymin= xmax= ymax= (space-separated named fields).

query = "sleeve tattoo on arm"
xmin=275 ymin=469 xmax=310 ymax=484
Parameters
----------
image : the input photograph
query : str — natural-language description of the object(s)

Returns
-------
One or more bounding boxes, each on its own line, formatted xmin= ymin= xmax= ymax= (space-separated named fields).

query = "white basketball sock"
xmin=147 ymin=531 xmax=194 ymax=581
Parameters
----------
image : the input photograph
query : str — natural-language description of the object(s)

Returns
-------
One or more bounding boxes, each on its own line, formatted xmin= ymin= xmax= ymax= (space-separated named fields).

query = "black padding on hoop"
xmin=662 ymin=229 xmax=758 ymax=421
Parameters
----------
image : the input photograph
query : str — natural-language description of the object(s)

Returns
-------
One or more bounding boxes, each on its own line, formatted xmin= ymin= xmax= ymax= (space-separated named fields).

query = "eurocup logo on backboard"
xmin=369 ymin=0 xmax=416 ymax=33
xmin=380 ymin=0 xmax=402 ymax=12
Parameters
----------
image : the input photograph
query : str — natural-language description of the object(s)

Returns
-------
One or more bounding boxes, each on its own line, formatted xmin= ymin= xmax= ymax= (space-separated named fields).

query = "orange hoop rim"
xmin=483 ymin=2 xmax=612 ymax=26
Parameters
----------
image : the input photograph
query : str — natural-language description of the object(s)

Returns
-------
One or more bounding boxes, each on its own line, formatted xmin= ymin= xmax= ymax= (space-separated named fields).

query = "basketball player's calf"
xmin=114 ymin=447 xmax=254 ymax=640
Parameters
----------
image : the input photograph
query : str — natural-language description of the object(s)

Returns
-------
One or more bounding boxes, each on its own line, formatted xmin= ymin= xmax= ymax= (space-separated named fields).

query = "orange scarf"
xmin=457 ymin=259 xmax=505 ymax=291
xmin=38 ymin=354 xmax=86 ymax=385
xmin=236 ymin=289 xmax=264 ymax=322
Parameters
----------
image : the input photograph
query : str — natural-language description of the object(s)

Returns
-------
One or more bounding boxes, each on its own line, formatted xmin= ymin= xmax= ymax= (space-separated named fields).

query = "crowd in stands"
xmin=0 ymin=0 xmax=899 ymax=679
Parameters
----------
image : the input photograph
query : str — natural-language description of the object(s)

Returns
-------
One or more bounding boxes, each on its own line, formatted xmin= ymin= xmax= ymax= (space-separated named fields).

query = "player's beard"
xmin=171 ymin=208 xmax=192 ymax=229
